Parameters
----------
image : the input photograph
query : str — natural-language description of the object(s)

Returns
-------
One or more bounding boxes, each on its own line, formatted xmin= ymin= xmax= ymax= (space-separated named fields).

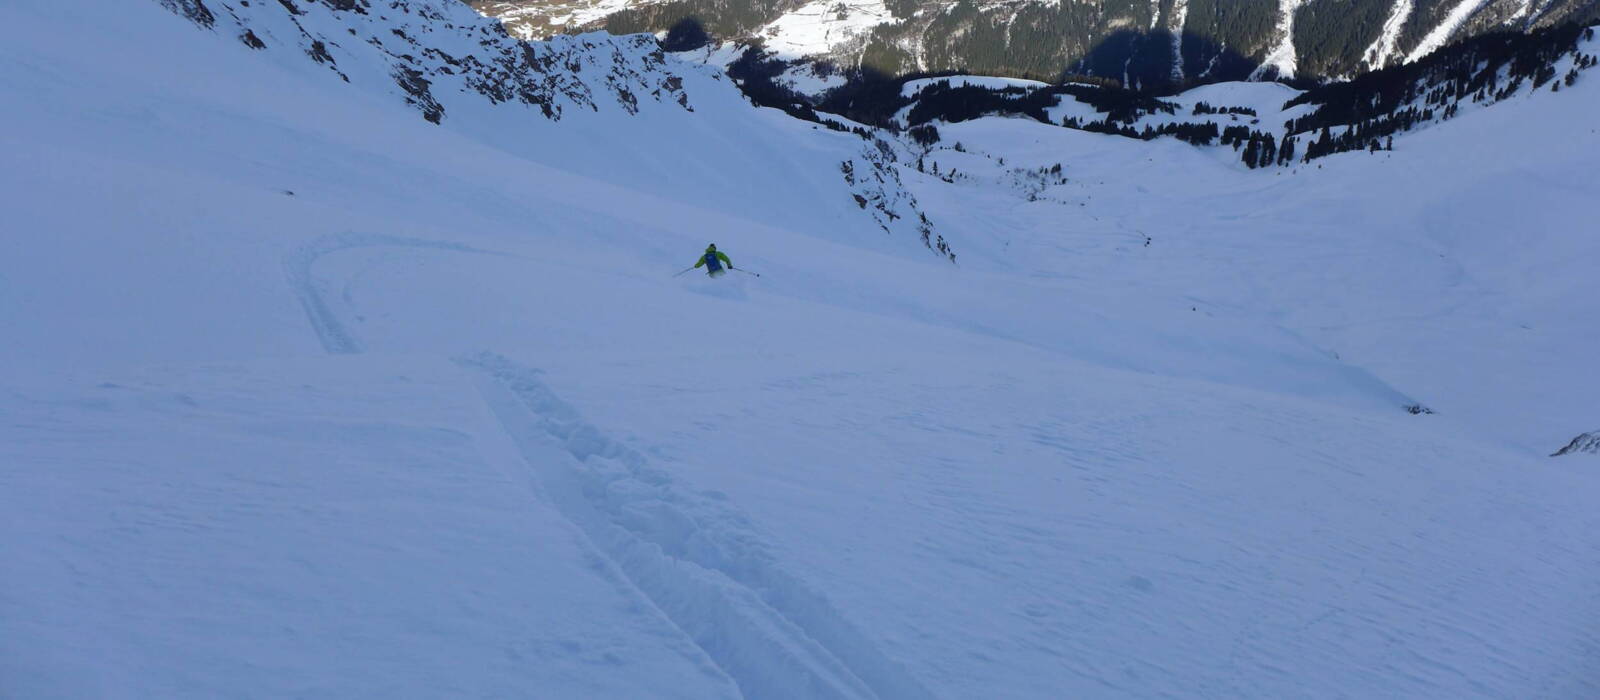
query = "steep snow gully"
xmin=286 ymin=235 xmax=931 ymax=699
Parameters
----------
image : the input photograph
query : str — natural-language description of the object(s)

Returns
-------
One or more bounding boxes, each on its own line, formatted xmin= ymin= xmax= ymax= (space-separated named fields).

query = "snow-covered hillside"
xmin=902 ymin=76 xmax=1051 ymax=97
xmin=757 ymin=0 xmax=894 ymax=58
xmin=3 ymin=1 xmax=1598 ymax=698
xmin=891 ymin=26 xmax=1599 ymax=169
xmin=473 ymin=0 xmax=638 ymax=39
xmin=475 ymin=0 xmax=1600 ymax=87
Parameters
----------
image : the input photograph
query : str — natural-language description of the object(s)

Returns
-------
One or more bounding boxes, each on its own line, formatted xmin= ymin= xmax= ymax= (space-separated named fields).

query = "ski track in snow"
xmin=1406 ymin=0 xmax=1494 ymax=63
xmin=464 ymin=354 xmax=935 ymax=700
xmin=284 ymin=234 xmax=933 ymax=700
xmin=283 ymin=233 xmax=503 ymax=354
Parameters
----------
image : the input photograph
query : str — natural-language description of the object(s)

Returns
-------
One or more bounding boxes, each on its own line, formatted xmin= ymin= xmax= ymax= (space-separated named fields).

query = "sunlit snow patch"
xmin=901 ymin=76 xmax=1050 ymax=98
xmin=1406 ymin=0 xmax=1495 ymax=63
xmin=1251 ymin=0 xmax=1308 ymax=79
xmin=758 ymin=0 xmax=894 ymax=59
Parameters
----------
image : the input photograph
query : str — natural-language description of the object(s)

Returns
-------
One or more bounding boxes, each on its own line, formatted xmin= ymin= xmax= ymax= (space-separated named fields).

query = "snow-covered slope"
xmin=902 ymin=75 xmax=1051 ymax=98
xmin=3 ymin=1 xmax=1598 ymax=698
xmin=1079 ymin=80 xmax=1316 ymax=140
xmin=757 ymin=0 xmax=894 ymax=58
xmin=897 ymin=27 xmax=1599 ymax=169
xmin=903 ymin=54 xmax=1600 ymax=457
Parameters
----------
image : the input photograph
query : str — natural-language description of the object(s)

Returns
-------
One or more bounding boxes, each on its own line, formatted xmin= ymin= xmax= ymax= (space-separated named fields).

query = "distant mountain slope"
xmin=736 ymin=21 xmax=1598 ymax=171
xmin=469 ymin=0 xmax=1600 ymax=89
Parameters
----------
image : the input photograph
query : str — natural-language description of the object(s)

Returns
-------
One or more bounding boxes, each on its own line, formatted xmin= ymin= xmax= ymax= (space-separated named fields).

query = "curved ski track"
xmin=283 ymin=234 xmax=934 ymax=700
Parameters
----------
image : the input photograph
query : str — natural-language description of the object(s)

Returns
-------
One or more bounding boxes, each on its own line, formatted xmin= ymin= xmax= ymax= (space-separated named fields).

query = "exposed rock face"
xmin=155 ymin=0 xmax=697 ymax=124
xmin=840 ymin=138 xmax=954 ymax=263
xmin=1551 ymin=431 xmax=1600 ymax=457
xmin=161 ymin=0 xmax=217 ymax=27
xmin=154 ymin=0 xmax=958 ymax=262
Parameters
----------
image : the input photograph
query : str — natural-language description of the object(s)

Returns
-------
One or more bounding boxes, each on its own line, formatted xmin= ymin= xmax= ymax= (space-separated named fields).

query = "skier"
xmin=693 ymin=243 xmax=733 ymax=278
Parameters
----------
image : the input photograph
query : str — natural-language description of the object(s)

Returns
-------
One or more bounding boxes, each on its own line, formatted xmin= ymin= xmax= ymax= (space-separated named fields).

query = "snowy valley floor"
xmin=3 ymin=2 xmax=1600 ymax=698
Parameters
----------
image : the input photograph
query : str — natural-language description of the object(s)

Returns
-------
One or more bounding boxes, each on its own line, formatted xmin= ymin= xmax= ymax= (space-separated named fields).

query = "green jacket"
xmin=693 ymin=248 xmax=732 ymax=269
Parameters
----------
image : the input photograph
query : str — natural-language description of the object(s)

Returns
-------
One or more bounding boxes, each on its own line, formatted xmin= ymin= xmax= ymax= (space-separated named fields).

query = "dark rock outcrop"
xmin=1551 ymin=431 xmax=1600 ymax=457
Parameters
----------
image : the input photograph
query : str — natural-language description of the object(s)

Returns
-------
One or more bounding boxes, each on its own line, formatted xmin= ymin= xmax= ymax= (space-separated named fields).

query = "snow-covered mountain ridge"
xmin=154 ymin=0 xmax=957 ymax=261
xmin=163 ymin=0 xmax=695 ymax=122
xmin=1552 ymin=431 xmax=1600 ymax=456
xmin=471 ymin=0 xmax=1600 ymax=88
xmin=3 ymin=0 xmax=1598 ymax=697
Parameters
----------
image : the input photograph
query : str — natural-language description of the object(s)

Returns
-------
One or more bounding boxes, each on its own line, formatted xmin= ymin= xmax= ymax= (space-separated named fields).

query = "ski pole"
xmin=672 ymin=266 xmax=696 ymax=277
xmin=732 ymin=268 xmax=761 ymax=278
